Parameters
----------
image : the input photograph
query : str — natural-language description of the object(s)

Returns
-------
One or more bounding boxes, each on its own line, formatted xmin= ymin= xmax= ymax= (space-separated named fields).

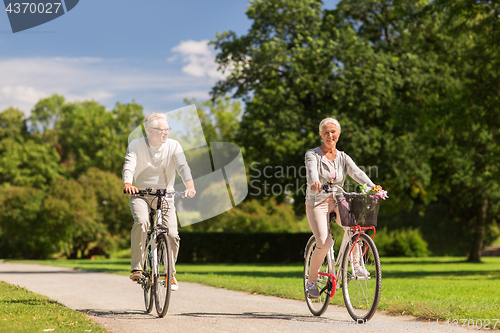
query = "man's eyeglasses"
xmin=150 ymin=127 xmax=172 ymax=133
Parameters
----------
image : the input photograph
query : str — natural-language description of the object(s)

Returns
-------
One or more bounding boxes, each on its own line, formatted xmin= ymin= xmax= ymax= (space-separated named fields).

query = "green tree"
xmin=0 ymin=107 xmax=62 ymax=188
xmin=211 ymin=0 xmax=437 ymax=214
xmin=421 ymin=0 xmax=500 ymax=262
xmin=41 ymin=177 xmax=108 ymax=258
xmin=211 ymin=0 xmax=500 ymax=259
xmin=0 ymin=107 xmax=26 ymax=140
xmin=29 ymin=95 xmax=144 ymax=178
xmin=184 ymin=96 xmax=242 ymax=144
xmin=0 ymin=186 xmax=48 ymax=259
xmin=78 ymin=167 xmax=133 ymax=250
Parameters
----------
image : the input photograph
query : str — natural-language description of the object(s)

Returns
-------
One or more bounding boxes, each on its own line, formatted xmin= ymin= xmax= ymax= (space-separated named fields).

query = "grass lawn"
xmin=6 ymin=257 xmax=500 ymax=323
xmin=0 ymin=281 xmax=106 ymax=333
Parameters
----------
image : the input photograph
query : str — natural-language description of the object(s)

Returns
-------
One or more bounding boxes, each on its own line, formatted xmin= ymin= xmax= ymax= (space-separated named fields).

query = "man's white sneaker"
xmin=129 ymin=270 xmax=142 ymax=282
xmin=171 ymin=276 xmax=179 ymax=291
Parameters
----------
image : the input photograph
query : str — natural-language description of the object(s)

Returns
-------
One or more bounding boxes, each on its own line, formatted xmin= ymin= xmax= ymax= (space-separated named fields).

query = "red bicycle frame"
xmin=317 ymin=226 xmax=376 ymax=298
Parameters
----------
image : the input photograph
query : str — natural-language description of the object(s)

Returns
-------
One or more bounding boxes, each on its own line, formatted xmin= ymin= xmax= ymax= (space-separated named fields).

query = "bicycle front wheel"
xmin=341 ymin=232 xmax=381 ymax=322
xmin=304 ymin=236 xmax=331 ymax=316
xmin=143 ymin=243 xmax=154 ymax=313
xmin=155 ymin=233 xmax=172 ymax=317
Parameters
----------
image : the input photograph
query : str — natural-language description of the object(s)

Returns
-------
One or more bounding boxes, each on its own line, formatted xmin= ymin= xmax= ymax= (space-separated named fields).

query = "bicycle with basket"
xmin=304 ymin=181 xmax=387 ymax=322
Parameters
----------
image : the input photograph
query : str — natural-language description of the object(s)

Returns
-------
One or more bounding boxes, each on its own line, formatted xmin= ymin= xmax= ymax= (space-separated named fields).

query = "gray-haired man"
xmin=123 ymin=113 xmax=196 ymax=290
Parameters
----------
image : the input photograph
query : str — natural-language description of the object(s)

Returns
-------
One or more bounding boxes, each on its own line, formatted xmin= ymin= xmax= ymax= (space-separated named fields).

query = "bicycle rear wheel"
xmin=155 ymin=233 xmax=172 ymax=317
xmin=341 ymin=232 xmax=381 ymax=322
xmin=304 ymin=236 xmax=331 ymax=316
xmin=143 ymin=242 xmax=154 ymax=313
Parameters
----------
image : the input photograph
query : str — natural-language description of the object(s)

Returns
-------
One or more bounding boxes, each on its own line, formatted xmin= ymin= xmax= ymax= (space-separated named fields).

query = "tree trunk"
xmin=467 ymin=196 xmax=488 ymax=263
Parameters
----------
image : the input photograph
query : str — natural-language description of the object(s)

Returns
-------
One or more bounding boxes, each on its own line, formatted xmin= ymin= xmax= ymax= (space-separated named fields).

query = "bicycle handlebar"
xmin=123 ymin=187 xmax=186 ymax=198
xmin=321 ymin=181 xmax=364 ymax=196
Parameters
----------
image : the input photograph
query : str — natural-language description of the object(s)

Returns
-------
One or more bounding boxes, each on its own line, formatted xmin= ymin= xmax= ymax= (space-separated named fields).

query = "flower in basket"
xmin=360 ymin=184 xmax=389 ymax=200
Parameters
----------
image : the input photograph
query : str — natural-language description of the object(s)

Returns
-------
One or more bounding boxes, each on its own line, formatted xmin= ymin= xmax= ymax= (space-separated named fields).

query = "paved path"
xmin=0 ymin=262 xmax=471 ymax=333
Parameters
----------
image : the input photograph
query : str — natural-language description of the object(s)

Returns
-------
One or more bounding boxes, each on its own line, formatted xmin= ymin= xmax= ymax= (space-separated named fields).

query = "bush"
xmin=182 ymin=197 xmax=310 ymax=232
xmin=375 ymin=227 xmax=430 ymax=257
xmin=178 ymin=232 xmax=312 ymax=263
xmin=177 ymin=227 xmax=429 ymax=264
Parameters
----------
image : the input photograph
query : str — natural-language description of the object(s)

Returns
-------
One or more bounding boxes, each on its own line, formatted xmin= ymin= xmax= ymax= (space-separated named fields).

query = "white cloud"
xmin=171 ymin=40 xmax=227 ymax=80
xmin=0 ymin=85 xmax=46 ymax=108
xmin=0 ymin=57 xmax=216 ymax=116
xmin=172 ymin=40 xmax=213 ymax=56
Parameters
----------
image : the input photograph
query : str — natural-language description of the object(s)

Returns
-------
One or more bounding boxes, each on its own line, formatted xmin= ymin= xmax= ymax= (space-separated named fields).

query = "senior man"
xmin=123 ymin=113 xmax=196 ymax=290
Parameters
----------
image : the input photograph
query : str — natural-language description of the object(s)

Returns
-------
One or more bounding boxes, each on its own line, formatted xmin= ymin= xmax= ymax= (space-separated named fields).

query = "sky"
xmin=1 ymin=0 xmax=340 ymax=117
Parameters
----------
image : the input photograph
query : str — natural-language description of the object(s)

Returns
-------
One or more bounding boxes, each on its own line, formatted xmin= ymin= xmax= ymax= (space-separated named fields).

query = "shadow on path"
xmin=178 ymin=311 xmax=345 ymax=323
xmin=80 ymin=309 xmax=157 ymax=320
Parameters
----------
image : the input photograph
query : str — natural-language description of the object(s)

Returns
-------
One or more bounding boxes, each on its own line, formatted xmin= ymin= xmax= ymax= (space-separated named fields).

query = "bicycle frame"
xmin=143 ymin=207 xmax=162 ymax=280
xmin=317 ymin=225 xmax=376 ymax=298
xmin=305 ymin=181 xmax=383 ymax=321
xmin=134 ymin=188 xmax=179 ymax=284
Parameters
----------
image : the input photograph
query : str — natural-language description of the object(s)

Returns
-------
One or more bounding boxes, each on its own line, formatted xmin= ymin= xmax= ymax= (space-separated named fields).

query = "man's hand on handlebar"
xmin=183 ymin=179 xmax=196 ymax=198
xmin=183 ymin=189 xmax=196 ymax=198
xmin=124 ymin=183 xmax=139 ymax=195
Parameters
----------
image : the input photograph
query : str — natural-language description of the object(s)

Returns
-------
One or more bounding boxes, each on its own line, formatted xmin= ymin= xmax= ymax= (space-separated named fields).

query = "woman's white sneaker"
xmin=306 ymin=281 xmax=320 ymax=298
xmin=354 ymin=266 xmax=370 ymax=279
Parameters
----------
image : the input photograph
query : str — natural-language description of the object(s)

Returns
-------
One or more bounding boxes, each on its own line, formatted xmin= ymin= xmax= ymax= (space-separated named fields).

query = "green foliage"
xmin=0 ymin=107 xmax=26 ymax=140
xmin=0 ymin=170 xmax=130 ymax=259
xmin=0 ymin=137 xmax=62 ymax=189
xmin=211 ymin=0 xmax=500 ymax=260
xmin=44 ymin=177 xmax=110 ymax=259
xmin=77 ymin=167 xmax=133 ymax=250
xmin=376 ymin=227 xmax=430 ymax=257
xmin=29 ymin=94 xmax=144 ymax=177
xmin=0 ymin=186 xmax=49 ymax=259
xmin=184 ymin=96 xmax=242 ymax=144
xmin=178 ymin=232 xmax=311 ymax=263
xmin=0 ymin=108 xmax=62 ymax=189
xmin=0 ymin=182 xmax=103 ymax=259
xmin=183 ymin=197 xmax=309 ymax=232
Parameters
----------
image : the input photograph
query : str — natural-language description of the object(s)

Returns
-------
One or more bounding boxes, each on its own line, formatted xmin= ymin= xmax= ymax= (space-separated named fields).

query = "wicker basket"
xmin=336 ymin=194 xmax=381 ymax=227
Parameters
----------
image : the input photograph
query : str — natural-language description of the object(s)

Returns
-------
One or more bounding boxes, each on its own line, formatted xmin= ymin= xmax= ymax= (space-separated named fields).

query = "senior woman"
xmin=305 ymin=117 xmax=375 ymax=298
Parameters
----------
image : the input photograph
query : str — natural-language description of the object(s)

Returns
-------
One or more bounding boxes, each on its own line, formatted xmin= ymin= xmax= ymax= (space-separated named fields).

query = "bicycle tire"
xmin=143 ymin=242 xmax=154 ymax=313
xmin=155 ymin=233 xmax=172 ymax=317
xmin=304 ymin=235 xmax=331 ymax=316
xmin=341 ymin=232 xmax=381 ymax=322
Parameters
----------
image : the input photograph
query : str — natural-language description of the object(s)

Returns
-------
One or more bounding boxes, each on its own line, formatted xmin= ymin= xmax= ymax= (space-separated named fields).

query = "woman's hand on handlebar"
xmin=124 ymin=183 xmax=139 ymax=195
xmin=311 ymin=181 xmax=322 ymax=192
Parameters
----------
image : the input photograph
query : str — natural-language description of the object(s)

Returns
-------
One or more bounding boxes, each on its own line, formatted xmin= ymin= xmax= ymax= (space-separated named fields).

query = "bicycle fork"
xmin=151 ymin=209 xmax=162 ymax=278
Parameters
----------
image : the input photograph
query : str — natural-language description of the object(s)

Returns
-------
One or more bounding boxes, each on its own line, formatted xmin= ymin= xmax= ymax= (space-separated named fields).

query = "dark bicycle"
xmin=125 ymin=187 xmax=184 ymax=318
